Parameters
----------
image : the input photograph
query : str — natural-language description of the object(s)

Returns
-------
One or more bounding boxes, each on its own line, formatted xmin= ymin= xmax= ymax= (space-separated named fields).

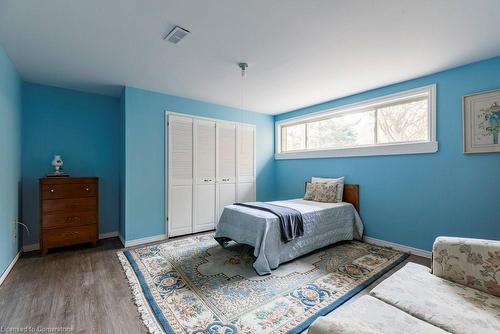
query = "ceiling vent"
xmin=164 ymin=26 xmax=190 ymax=44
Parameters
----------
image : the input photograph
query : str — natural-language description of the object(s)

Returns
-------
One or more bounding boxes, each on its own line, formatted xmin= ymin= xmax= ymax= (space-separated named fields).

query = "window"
xmin=275 ymin=85 xmax=437 ymax=159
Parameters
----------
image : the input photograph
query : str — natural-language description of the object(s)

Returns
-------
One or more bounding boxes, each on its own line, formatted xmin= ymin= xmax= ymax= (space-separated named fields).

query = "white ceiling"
xmin=1 ymin=0 xmax=500 ymax=115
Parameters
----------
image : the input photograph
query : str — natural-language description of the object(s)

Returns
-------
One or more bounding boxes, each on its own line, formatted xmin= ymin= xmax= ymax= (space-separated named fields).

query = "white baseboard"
xmin=22 ymin=231 xmax=120 ymax=252
xmin=0 ymin=251 xmax=21 ymax=286
xmin=363 ymin=236 xmax=432 ymax=259
xmin=23 ymin=243 xmax=40 ymax=252
xmin=123 ymin=234 xmax=167 ymax=248
xmin=99 ymin=231 xmax=119 ymax=239
xmin=119 ymin=234 xmax=125 ymax=247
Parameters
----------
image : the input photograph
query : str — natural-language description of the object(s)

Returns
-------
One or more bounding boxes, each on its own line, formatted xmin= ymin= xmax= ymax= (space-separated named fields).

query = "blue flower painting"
xmin=464 ymin=89 xmax=500 ymax=153
xmin=479 ymin=102 xmax=500 ymax=145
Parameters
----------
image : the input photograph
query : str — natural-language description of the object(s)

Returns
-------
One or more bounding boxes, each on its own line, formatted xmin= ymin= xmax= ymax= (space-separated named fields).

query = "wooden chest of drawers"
xmin=39 ymin=177 xmax=98 ymax=255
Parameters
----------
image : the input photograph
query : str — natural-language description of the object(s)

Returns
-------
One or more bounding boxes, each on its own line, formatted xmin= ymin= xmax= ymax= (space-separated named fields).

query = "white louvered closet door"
xmin=237 ymin=125 xmax=256 ymax=202
xmin=216 ymin=122 xmax=237 ymax=222
xmin=168 ymin=115 xmax=193 ymax=237
xmin=194 ymin=119 xmax=216 ymax=232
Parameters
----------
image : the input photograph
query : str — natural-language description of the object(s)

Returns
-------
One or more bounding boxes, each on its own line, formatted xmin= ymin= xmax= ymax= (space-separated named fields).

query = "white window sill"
xmin=274 ymin=141 xmax=438 ymax=160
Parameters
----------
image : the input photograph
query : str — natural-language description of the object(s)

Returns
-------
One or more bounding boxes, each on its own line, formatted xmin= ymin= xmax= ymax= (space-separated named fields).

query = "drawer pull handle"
xmin=50 ymin=189 xmax=55 ymax=193
xmin=85 ymin=187 xmax=90 ymax=191
xmin=65 ymin=216 xmax=81 ymax=222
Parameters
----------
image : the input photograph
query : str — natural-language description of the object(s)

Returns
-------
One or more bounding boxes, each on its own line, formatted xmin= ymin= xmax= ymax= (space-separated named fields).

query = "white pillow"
xmin=311 ymin=176 xmax=344 ymax=202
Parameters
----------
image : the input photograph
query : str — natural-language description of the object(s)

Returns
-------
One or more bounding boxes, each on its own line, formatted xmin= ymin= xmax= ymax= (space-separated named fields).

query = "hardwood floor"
xmin=0 ymin=238 xmax=147 ymax=334
xmin=0 ymin=237 xmax=430 ymax=334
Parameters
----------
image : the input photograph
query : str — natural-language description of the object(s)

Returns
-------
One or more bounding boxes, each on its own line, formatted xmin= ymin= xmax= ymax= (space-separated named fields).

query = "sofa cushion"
xmin=432 ymin=236 xmax=500 ymax=296
xmin=370 ymin=262 xmax=500 ymax=334
xmin=308 ymin=295 xmax=448 ymax=334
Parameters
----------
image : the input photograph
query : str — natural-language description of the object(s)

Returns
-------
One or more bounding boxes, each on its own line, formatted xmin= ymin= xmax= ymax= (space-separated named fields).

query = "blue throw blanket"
xmin=233 ymin=202 xmax=304 ymax=242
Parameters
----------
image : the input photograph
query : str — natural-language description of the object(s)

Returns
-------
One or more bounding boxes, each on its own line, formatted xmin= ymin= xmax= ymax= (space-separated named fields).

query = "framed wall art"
xmin=463 ymin=88 xmax=500 ymax=153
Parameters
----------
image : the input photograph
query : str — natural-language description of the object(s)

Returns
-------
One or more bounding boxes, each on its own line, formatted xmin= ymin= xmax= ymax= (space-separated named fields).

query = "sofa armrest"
xmin=432 ymin=236 xmax=500 ymax=297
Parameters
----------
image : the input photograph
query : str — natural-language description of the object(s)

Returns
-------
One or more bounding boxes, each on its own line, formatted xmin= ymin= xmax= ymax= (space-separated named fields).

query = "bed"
xmin=214 ymin=184 xmax=363 ymax=275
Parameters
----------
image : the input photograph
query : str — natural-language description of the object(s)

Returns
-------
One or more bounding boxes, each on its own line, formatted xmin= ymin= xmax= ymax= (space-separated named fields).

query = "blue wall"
xmin=22 ymin=83 xmax=120 ymax=245
xmin=122 ymin=86 xmax=275 ymax=240
xmin=0 ymin=48 xmax=22 ymax=276
xmin=8 ymin=50 xmax=499 ymax=254
xmin=275 ymin=56 xmax=500 ymax=251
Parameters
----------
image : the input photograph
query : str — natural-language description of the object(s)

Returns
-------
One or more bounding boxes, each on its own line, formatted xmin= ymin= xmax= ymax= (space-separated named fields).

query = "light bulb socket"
xmin=238 ymin=62 xmax=248 ymax=76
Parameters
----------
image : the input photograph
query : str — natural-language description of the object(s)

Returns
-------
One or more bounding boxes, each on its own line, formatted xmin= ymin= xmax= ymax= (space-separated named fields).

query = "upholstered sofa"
xmin=308 ymin=237 xmax=500 ymax=334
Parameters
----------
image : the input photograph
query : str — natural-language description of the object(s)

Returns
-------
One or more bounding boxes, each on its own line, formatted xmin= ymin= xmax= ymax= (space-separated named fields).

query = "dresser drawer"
xmin=42 ymin=212 xmax=97 ymax=229
xmin=41 ymin=182 xmax=97 ymax=199
xmin=42 ymin=197 xmax=97 ymax=214
xmin=42 ymin=225 xmax=97 ymax=249
xmin=39 ymin=177 xmax=99 ymax=255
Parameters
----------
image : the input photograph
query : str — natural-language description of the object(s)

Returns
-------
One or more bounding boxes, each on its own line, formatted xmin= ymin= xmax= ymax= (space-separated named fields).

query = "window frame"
xmin=275 ymin=84 xmax=437 ymax=160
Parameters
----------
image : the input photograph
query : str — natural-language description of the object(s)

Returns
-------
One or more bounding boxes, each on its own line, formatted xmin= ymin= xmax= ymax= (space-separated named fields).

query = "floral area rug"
xmin=117 ymin=233 xmax=408 ymax=334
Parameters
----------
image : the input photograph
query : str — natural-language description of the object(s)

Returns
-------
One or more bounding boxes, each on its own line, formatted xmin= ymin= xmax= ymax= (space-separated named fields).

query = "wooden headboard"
xmin=305 ymin=182 xmax=360 ymax=213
